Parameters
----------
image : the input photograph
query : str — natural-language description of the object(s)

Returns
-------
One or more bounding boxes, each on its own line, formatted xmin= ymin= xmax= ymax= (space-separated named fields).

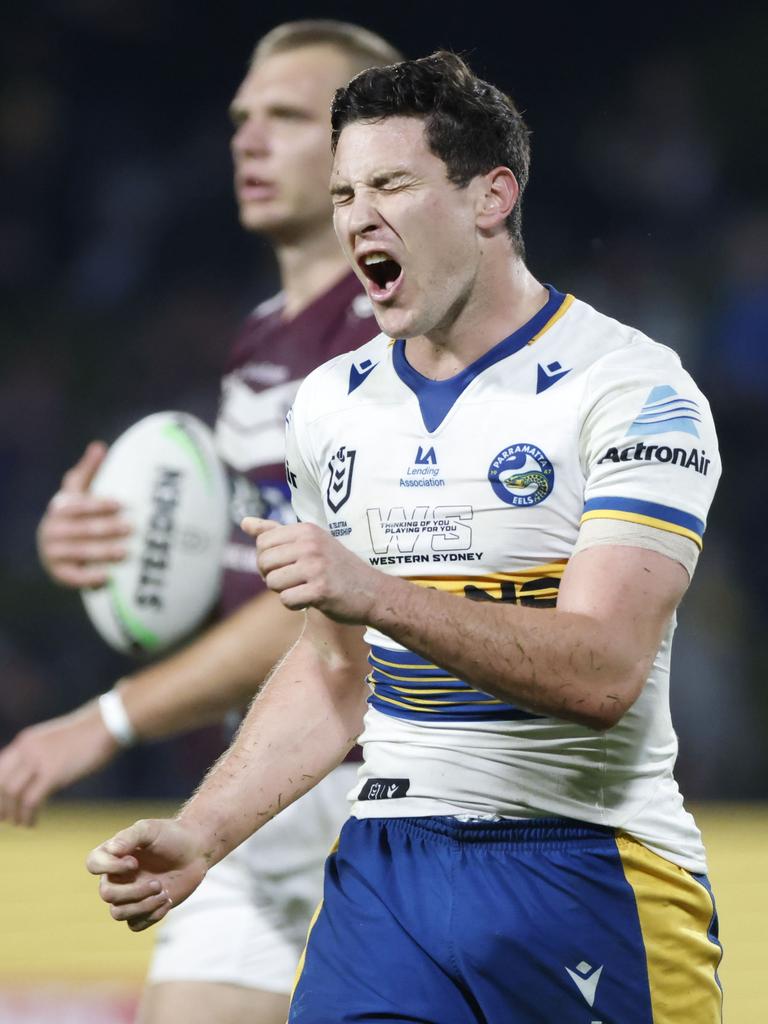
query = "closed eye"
xmin=268 ymin=105 xmax=313 ymax=122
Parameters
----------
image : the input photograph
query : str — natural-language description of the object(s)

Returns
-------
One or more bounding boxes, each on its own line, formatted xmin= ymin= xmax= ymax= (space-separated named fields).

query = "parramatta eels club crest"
xmin=488 ymin=442 xmax=554 ymax=507
xmin=326 ymin=445 xmax=356 ymax=513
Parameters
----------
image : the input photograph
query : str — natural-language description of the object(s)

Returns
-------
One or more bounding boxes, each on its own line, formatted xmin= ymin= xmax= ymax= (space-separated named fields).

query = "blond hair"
xmin=252 ymin=20 xmax=402 ymax=76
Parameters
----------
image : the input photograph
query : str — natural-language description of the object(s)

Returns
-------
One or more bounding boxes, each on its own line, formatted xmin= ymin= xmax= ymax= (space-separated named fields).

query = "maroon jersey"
xmin=215 ymin=271 xmax=377 ymax=616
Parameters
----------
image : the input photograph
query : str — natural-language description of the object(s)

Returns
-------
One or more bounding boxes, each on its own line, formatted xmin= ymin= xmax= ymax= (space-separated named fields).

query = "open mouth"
xmin=238 ymin=175 xmax=276 ymax=201
xmin=359 ymin=252 xmax=403 ymax=300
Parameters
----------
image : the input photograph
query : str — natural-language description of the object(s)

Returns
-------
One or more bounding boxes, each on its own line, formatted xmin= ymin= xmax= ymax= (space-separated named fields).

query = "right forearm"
xmin=177 ymin=617 xmax=369 ymax=867
xmin=115 ymin=590 xmax=303 ymax=741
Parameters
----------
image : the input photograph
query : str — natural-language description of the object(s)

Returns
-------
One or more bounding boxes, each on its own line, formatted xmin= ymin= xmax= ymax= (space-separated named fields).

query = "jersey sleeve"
xmin=578 ymin=343 xmax=721 ymax=551
xmin=284 ymin=381 xmax=327 ymax=529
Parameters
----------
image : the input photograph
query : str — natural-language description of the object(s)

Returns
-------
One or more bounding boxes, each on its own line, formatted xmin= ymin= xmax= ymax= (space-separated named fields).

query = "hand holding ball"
xmin=81 ymin=412 xmax=229 ymax=655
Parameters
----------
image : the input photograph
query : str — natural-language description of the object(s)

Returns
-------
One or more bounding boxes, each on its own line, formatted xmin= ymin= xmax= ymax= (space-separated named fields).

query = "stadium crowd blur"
xmin=2 ymin=2 xmax=767 ymax=803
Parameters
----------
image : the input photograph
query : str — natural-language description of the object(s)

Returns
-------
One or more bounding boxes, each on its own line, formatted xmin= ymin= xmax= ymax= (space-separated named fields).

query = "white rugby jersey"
xmin=285 ymin=286 xmax=720 ymax=872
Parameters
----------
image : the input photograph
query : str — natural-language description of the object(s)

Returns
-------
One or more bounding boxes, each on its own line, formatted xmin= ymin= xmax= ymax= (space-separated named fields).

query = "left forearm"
xmin=247 ymin=520 xmax=681 ymax=732
xmin=369 ymin=575 xmax=644 ymax=729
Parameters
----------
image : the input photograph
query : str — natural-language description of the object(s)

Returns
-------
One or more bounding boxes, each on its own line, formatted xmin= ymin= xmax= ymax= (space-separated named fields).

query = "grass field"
xmin=0 ymin=801 xmax=765 ymax=1020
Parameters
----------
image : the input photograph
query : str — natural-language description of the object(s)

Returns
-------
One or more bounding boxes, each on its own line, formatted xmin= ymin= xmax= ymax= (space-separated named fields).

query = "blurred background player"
xmin=0 ymin=20 xmax=402 ymax=1024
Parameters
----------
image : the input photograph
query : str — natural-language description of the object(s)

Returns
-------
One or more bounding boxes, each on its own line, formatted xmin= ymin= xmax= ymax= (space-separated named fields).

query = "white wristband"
xmin=98 ymin=688 xmax=138 ymax=748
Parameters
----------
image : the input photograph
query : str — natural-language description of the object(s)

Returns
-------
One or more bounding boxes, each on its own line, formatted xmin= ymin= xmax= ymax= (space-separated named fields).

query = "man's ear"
xmin=475 ymin=166 xmax=519 ymax=232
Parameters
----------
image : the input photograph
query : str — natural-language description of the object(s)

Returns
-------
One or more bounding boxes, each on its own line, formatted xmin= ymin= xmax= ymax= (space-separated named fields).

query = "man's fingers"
xmin=86 ymin=819 xmax=159 ymax=875
xmin=49 ymin=565 xmax=111 ymax=589
xmin=240 ymin=516 xmax=279 ymax=538
xmin=104 ymin=818 xmax=164 ymax=854
xmin=0 ymin=741 xmax=20 ymax=778
xmin=0 ymin=746 xmax=16 ymax=821
xmin=262 ymin=563 xmax=311 ymax=596
xmin=127 ymin=896 xmax=174 ymax=932
xmin=17 ymin=778 xmax=49 ymax=828
xmin=109 ymin=889 xmax=172 ymax=923
xmin=277 ymin=584 xmax=317 ymax=612
xmin=45 ymin=539 xmax=128 ymax=565
xmin=0 ymin=764 xmax=11 ymax=821
xmin=38 ymin=492 xmax=129 ymax=587
xmin=0 ymin=760 xmax=36 ymax=827
xmin=10 ymin=769 xmax=37 ymax=827
xmin=256 ymin=545 xmax=300 ymax=576
xmin=60 ymin=442 xmax=109 ymax=494
xmin=45 ymin=504 xmax=130 ymax=534
xmin=99 ymin=875 xmax=164 ymax=906
xmin=49 ymin=493 xmax=123 ymax=517
xmin=86 ymin=846 xmax=139 ymax=875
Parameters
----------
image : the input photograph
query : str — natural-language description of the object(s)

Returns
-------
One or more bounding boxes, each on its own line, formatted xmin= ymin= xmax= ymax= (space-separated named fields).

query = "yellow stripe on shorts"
xmin=290 ymin=834 xmax=341 ymax=1002
xmin=616 ymin=834 xmax=723 ymax=1022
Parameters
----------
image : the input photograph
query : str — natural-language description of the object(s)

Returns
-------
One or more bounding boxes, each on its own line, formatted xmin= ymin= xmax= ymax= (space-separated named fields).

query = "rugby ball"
xmin=81 ymin=411 xmax=230 ymax=656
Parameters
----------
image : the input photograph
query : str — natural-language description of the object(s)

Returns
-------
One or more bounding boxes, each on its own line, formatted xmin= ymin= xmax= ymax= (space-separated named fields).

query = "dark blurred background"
xmin=2 ymin=0 xmax=767 ymax=803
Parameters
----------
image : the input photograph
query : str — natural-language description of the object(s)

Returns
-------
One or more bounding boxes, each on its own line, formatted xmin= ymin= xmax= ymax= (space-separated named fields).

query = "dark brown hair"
xmin=331 ymin=51 xmax=530 ymax=257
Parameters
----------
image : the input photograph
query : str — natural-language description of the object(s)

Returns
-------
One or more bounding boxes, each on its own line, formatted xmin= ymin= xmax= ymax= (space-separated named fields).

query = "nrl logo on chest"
xmin=326 ymin=445 xmax=356 ymax=512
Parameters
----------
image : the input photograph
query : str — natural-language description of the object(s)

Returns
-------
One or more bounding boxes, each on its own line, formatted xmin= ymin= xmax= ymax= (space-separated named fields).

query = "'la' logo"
xmin=415 ymin=446 xmax=437 ymax=465
xmin=326 ymin=446 xmax=356 ymax=513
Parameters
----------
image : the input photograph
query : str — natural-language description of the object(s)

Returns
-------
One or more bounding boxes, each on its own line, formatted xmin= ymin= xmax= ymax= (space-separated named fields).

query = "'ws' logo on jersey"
xmin=367 ymin=505 xmax=474 ymax=559
xmin=488 ymin=443 xmax=554 ymax=507
xmin=326 ymin=446 xmax=356 ymax=513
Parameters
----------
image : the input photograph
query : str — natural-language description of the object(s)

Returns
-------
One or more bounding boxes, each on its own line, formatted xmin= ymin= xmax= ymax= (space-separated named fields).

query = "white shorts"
xmin=147 ymin=762 xmax=359 ymax=993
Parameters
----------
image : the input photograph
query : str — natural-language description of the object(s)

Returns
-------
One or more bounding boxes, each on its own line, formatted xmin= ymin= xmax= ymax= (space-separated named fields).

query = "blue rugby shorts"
xmin=289 ymin=815 xmax=722 ymax=1023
